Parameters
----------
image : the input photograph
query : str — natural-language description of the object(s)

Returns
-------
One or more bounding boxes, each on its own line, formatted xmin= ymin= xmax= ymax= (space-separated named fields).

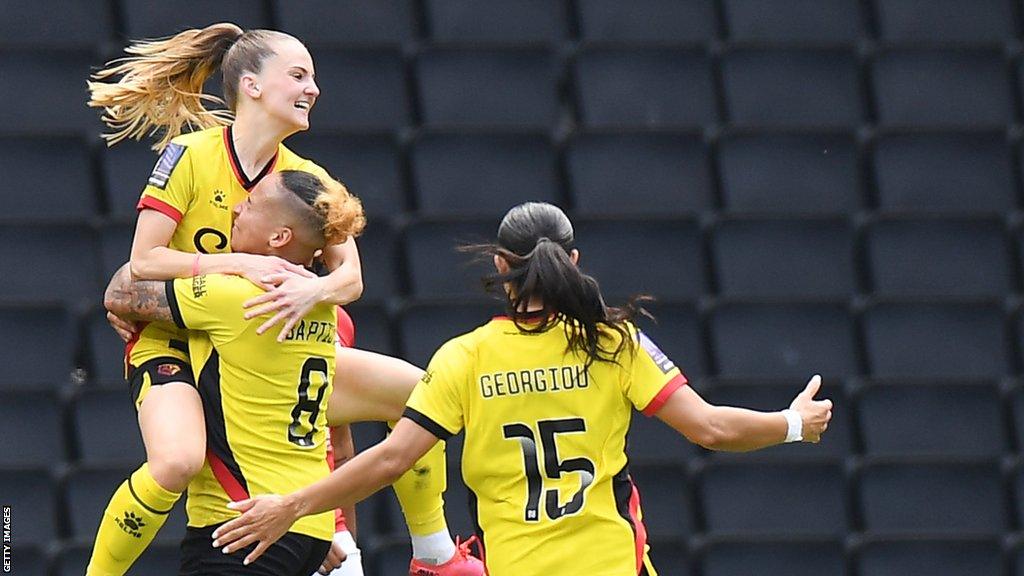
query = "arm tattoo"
xmin=104 ymin=263 xmax=175 ymax=323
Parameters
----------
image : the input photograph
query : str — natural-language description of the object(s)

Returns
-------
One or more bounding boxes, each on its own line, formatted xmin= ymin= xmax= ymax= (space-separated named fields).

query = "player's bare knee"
xmin=149 ymin=451 xmax=204 ymax=492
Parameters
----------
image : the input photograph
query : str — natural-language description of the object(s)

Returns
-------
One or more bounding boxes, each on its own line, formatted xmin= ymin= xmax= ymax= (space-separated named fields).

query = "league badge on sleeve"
xmin=148 ymin=143 xmax=186 ymax=189
xmin=639 ymin=331 xmax=676 ymax=374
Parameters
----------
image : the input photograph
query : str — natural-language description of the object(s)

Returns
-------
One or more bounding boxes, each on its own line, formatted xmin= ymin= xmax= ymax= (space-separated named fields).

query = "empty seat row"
xmin=7 ymin=129 xmax=1021 ymax=224
xmin=2 ymin=47 xmax=1021 ymax=135
xmin=2 ymin=0 xmax=1019 ymax=48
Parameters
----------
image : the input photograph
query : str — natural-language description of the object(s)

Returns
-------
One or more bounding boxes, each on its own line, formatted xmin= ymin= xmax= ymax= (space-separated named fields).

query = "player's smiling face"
xmin=254 ymin=38 xmax=319 ymax=132
xmin=230 ymin=174 xmax=282 ymax=255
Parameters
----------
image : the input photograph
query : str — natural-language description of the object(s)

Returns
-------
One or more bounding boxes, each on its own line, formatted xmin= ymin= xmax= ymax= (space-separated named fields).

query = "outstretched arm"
xmin=211 ymin=418 xmax=438 ymax=565
xmin=104 ymin=262 xmax=175 ymax=324
xmin=655 ymin=375 xmax=832 ymax=452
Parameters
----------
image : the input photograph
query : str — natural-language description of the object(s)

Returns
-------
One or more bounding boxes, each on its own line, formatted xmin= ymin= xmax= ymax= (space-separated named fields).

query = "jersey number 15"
xmin=503 ymin=418 xmax=596 ymax=523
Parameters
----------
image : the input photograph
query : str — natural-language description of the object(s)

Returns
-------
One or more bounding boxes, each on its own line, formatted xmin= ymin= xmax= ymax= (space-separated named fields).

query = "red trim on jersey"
xmin=325 ymin=427 xmax=349 ymax=532
xmin=628 ymin=482 xmax=648 ymax=575
xmin=641 ymin=374 xmax=687 ymax=417
xmin=137 ymin=196 xmax=183 ymax=223
xmin=207 ymin=448 xmax=250 ymax=502
xmin=123 ymin=320 xmax=149 ymax=374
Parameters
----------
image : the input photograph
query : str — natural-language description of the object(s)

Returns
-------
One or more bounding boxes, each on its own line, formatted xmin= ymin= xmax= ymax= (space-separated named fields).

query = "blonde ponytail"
xmin=87 ymin=22 xmax=243 ymax=151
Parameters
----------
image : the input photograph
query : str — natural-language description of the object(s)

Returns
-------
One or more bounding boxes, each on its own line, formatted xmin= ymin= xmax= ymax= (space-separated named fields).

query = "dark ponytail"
xmin=464 ymin=202 xmax=645 ymax=367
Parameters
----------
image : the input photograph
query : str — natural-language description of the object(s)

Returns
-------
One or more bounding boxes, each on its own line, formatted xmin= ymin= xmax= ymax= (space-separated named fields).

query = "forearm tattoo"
xmin=106 ymin=265 xmax=174 ymax=323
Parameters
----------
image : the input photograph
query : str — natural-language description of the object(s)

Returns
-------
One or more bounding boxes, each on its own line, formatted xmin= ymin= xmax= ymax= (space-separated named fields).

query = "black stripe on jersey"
xmin=197 ymin=350 xmax=249 ymax=495
xmin=225 ymin=125 xmax=278 ymax=190
xmin=402 ymin=407 xmax=455 ymax=440
xmin=612 ymin=465 xmax=637 ymax=542
xmin=467 ymin=486 xmax=486 ymax=563
xmin=165 ymin=280 xmax=185 ymax=328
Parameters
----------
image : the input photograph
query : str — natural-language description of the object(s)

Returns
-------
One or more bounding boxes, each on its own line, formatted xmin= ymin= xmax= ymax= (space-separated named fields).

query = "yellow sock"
xmin=390 ymin=421 xmax=448 ymax=536
xmin=86 ymin=463 xmax=181 ymax=576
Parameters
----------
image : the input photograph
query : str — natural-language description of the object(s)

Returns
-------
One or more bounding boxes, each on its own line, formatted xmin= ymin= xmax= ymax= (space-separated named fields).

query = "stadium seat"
xmin=6 ymin=544 xmax=47 ymax=576
xmin=0 ymin=136 xmax=95 ymax=221
xmin=573 ymin=220 xmax=705 ymax=302
xmin=1011 ymin=461 xmax=1024 ymax=529
xmin=425 ymin=0 xmax=565 ymax=43
xmin=633 ymin=303 xmax=706 ymax=379
xmin=631 ymin=464 xmax=693 ymax=540
xmin=718 ymin=132 xmax=860 ymax=215
xmin=872 ymin=132 xmax=1015 ymax=215
xmin=72 ymin=388 xmax=145 ymax=465
xmin=402 ymin=220 xmax=498 ymax=301
xmin=0 ymin=305 xmax=75 ymax=390
xmin=64 ymin=466 xmax=187 ymax=541
xmin=1011 ymin=384 xmax=1024 ymax=455
xmin=699 ymin=460 xmax=847 ymax=535
xmin=574 ymin=48 xmax=716 ymax=129
xmin=98 ymin=221 xmax=134 ymax=289
xmin=863 ymin=303 xmax=1008 ymax=378
xmin=712 ymin=218 xmax=855 ymax=298
xmin=701 ymin=539 xmax=846 ymax=576
xmin=627 ymin=412 xmax=701 ymax=465
xmin=99 ymin=140 xmax=158 ymax=220
xmin=0 ymin=391 xmax=62 ymax=467
xmin=121 ymin=0 xmax=269 ymax=37
xmin=857 ymin=460 xmax=1006 ymax=534
xmin=411 ymin=132 xmax=559 ymax=217
xmin=0 ymin=225 xmax=100 ymax=303
xmin=722 ymin=49 xmax=861 ymax=128
xmin=346 ymin=304 xmax=395 ymax=356
xmin=397 ymin=302 xmax=502 ymax=368
xmin=871 ymin=49 xmax=1012 ymax=128
xmin=704 ymin=381 xmax=852 ymax=458
xmin=0 ymin=49 xmax=97 ymax=134
xmin=353 ymin=221 xmax=401 ymax=303
xmin=284 ymin=133 xmax=407 ymax=218
xmin=855 ymin=538 xmax=1003 ymax=576
xmin=856 ymin=381 xmax=1005 ymax=457
xmin=0 ymin=1 xmax=113 ymax=48
xmin=648 ymin=541 xmax=691 ymax=576
xmin=275 ymin=0 xmax=414 ymax=46
xmin=709 ymin=304 xmax=857 ymax=379
xmin=0 ymin=468 xmax=58 ymax=545
xmin=417 ymin=48 xmax=558 ymax=129
xmin=55 ymin=542 xmax=181 ymax=576
xmin=874 ymin=0 xmax=1014 ymax=42
xmin=566 ymin=132 xmax=713 ymax=217
xmin=576 ymin=0 xmax=716 ymax=43
xmin=723 ymin=0 xmax=862 ymax=43
xmin=865 ymin=218 xmax=1010 ymax=298
xmin=368 ymin=539 xmax=414 ymax=576
xmin=307 ymin=48 xmax=409 ymax=131
xmin=87 ymin=308 xmax=128 ymax=384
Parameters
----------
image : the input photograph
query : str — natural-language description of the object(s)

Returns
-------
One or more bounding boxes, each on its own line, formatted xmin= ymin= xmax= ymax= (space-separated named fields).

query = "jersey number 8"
xmin=289 ymin=357 xmax=330 ymax=447
xmin=503 ymin=418 xmax=596 ymax=522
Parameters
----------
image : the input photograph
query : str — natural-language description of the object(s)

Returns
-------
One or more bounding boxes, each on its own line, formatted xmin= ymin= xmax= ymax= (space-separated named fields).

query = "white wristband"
xmin=781 ymin=409 xmax=803 ymax=443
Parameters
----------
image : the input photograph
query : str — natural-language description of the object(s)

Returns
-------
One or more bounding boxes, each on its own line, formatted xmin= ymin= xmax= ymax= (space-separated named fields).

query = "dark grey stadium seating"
xmin=567 ymin=132 xmax=713 ymax=217
xmin=6 ymin=2 xmax=1024 ymax=573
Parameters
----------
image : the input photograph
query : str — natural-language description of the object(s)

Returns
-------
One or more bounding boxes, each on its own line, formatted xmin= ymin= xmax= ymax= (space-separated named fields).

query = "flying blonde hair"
xmin=87 ymin=23 xmax=295 ymax=151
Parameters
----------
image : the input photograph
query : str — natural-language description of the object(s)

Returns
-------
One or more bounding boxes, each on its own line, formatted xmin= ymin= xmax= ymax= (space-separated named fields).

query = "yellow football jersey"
xmin=405 ymin=315 xmax=686 ymax=576
xmin=126 ymin=125 xmax=333 ymax=372
xmin=165 ymin=273 xmax=336 ymax=541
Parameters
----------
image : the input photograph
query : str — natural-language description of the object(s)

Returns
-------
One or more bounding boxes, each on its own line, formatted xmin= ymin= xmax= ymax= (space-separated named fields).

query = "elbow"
xmin=377 ymin=445 xmax=414 ymax=485
xmin=692 ymin=412 xmax=737 ymax=452
xmin=128 ymin=259 xmax=149 ymax=281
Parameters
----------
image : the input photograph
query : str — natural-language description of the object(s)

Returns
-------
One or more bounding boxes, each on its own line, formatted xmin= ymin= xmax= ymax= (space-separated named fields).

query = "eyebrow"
xmin=290 ymin=65 xmax=313 ymax=76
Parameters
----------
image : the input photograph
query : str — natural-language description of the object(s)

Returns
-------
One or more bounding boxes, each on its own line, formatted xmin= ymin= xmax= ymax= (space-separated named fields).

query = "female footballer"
xmin=86 ymin=23 xmax=478 ymax=576
xmin=208 ymin=202 xmax=834 ymax=576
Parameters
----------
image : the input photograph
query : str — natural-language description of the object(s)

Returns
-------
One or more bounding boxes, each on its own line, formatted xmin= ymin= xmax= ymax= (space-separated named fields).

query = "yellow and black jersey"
xmin=165 ymin=273 xmax=337 ymax=541
xmin=405 ymin=315 xmax=687 ymax=576
xmin=126 ymin=125 xmax=333 ymax=372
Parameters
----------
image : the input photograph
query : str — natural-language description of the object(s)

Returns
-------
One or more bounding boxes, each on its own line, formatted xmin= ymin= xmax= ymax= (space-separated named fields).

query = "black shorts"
xmin=128 ymin=357 xmax=195 ymax=408
xmin=179 ymin=523 xmax=331 ymax=576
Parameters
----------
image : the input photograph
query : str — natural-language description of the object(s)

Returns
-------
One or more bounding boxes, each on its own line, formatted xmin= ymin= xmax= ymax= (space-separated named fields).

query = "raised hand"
xmin=788 ymin=374 xmax=833 ymax=443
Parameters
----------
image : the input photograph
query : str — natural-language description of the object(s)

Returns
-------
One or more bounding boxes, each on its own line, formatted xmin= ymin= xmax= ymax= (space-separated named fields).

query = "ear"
xmin=569 ymin=248 xmax=580 ymax=265
xmin=494 ymin=254 xmax=510 ymax=275
xmin=240 ymin=73 xmax=261 ymax=99
xmin=268 ymin=227 xmax=293 ymax=249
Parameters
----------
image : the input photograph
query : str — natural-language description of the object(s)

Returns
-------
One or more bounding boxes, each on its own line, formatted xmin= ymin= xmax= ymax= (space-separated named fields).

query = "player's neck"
xmin=230 ymin=116 xmax=288 ymax=177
